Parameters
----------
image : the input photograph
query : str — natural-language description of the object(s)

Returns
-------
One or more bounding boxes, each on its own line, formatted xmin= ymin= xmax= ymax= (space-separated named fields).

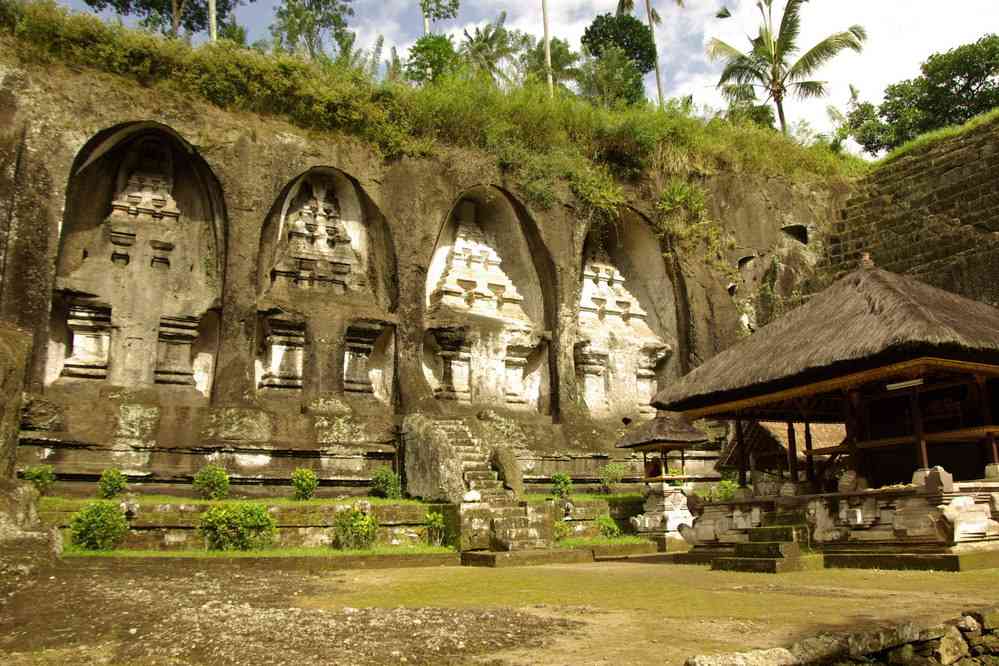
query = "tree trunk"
xmin=170 ymin=0 xmax=181 ymax=35
xmin=541 ymin=0 xmax=554 ymax=98
xmin=422 ymin=7 xmax=430 ymax=35
xmin=776 ymin=97 xmax=788 ymax=134
xmin=645 ymin=0 xmax=665 ymax=110
xmin=208 ymin=0 xmax=217 ymax=42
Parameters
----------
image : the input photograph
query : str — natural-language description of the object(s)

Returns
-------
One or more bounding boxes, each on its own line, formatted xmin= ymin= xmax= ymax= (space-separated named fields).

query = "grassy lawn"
xmin=62 ymin=544 xmax=455 ymax=558
xmin=40 ymin=495 xmax=428 ymax=511
xmin=555 ymin=536 xmax=651 ymax=549
xmin=297 ymin=561 xmax=999 ymax=663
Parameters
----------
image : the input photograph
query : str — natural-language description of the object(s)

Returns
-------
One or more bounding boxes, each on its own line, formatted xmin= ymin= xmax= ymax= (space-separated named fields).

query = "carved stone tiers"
xmin=430 ymin=327 xmax=472 ymax=403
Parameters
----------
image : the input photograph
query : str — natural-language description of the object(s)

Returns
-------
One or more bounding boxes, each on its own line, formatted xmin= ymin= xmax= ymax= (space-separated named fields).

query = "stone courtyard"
xmin=2 ymin=560 xmax=998 ymax=665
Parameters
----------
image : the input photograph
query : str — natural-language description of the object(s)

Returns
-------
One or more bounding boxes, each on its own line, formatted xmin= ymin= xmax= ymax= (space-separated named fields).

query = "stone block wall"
xmin=824 ymin=117 xmax=999 ymax=304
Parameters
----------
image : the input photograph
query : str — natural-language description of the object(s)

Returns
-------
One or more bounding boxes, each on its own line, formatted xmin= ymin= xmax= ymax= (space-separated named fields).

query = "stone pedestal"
xmin=574 ymin=341 xmax=608 ymax=413
xmin=636 ymin=343 xmax=670 ymax=417
xmin=154 ymin=315 xmax=199 ymax=385
xmin=343 ymin=322 xmax=382 ymax=394
xmin=431 ymin=328 xmax=471 ymax=403
xmin=259 ymin=317 xmax=306 ymax=390
xmin=630 ymin=482 xmax=693 ymax=538
xmin=504 ymin=345 xmax=532 ymax=405
xmin=61 ymin=303 xmax=112 ymax=380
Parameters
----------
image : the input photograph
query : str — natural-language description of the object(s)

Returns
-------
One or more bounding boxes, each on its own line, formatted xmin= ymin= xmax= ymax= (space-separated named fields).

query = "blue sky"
xmin=62 ymin=0 xmax=999 ymax=140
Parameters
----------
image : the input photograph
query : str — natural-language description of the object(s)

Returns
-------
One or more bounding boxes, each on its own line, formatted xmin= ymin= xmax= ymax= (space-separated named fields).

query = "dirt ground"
xmin=2 ymin=558 xmax=998 ymax=665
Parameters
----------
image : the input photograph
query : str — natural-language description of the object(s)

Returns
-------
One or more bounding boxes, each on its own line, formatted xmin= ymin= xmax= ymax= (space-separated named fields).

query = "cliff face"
xmin=0 ymin=56 xmax=848 ymax=492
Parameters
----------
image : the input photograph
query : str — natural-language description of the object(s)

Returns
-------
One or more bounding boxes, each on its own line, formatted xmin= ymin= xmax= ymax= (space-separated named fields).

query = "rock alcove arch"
xmin=47 ymin=122 xmax=227 ymax=401
xmin=575 ymin=209 xmax=681 ymax=421
xmin=255 ymin=166 xmax=398 ymax=409
xmin=422 ymin=186 xmax=555 ymax=415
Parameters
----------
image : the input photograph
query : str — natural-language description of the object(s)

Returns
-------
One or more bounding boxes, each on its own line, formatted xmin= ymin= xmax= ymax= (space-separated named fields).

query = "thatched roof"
xmin=717 ymin=422 xmax=846 ymax=470
xmin=616 ymin=413 xmax=708 ymax=451
xmin=654 ymin=263 xmax=999 ymax=413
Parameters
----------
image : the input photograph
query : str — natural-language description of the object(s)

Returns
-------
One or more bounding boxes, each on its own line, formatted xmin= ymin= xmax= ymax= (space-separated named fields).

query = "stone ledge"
xmin=460 ymin=549 xmax=594 ymax=568
xmin=64 ymin=552 xmax=461 ymax=571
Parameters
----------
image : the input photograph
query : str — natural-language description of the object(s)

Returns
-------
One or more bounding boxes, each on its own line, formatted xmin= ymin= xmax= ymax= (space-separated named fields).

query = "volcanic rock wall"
xmin=0 ymin=56 xmax=846 ymax=493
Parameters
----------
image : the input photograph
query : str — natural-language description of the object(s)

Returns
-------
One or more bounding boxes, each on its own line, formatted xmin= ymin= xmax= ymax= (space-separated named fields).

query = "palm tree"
xmin=541 ymin=0 xmax=553 ymax=97
xmin=707 ymin=0 xmax=866 ymax=134
xmin=460 ymin=13 xmax=525 ymax=85
xmin=617 ymin=0 xmax=684 ymax=111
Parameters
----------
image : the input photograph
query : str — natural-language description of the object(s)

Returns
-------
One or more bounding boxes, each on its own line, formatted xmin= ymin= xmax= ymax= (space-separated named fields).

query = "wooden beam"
xmin=786 ymin=422 xmax=799 ymax=482
xmin=911 ymin=392 xmax=929 ymax=469
xmin=804 ymin=422 xmax=816 ymax=483
xmin=737 ymin=419 xmax=747 ymax=488
xmin=680 ymin=357 xmax=999 ymax=421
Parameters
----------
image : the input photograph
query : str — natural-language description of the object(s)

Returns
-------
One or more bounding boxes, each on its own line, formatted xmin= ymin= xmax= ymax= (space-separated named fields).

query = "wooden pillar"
xmin=804 ymin=422 xmax=816 ymax=483
xmin=910 ymin=392 xmax=929 ymax=469
xmin=737 ymin=419 xmax=748 ymax=488
xmin=845 ymin=390 xmax=862 ymax=472
xmin=786 ymin=422 xmax=799 ymax=482
xmin=977 ymin=376 xmax=999 ymax=465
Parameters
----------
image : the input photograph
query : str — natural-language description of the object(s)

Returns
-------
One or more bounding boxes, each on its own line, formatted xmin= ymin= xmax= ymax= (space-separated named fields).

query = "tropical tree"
xmin=707 ymin=0 xmax=866 ymax=134
xmin=616 ymin=0 xmax=684 ymax=110
xmin=405 ymin=34 xmax=461 ymax=83
xmin=577 ymin=45 xmax=646 ymax=107
xmin=522 ymin=37 xmax=580 ymax=90
xmin=83 ymin=0 xmax=255 ymax=36
xmin=847 ymin=34 xmax=999 ymax=154
xmin=460 ymin=12 xmax=529 ymax=85
xmin=271 ymin=0 xmax=354 ymax=60
xmin=582 ymin=13 xmax=657 ymax=76
xmin=420 ymin=0 xmax=459 ymax=35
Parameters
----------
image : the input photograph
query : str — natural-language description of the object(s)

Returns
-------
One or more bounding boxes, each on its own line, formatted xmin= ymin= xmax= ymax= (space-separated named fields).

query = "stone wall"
xmin=824 ymin=116 xmax=999 ymax=304
xmin=0 ymin=321 xmax=29 ymax=478
xmin=0 ymin=55 xmax=846 ymax=492
xmin=686 ymin=607 xmax=999 ymax=666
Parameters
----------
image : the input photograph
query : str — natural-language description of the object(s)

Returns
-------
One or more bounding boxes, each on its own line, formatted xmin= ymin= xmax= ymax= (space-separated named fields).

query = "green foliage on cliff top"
xmin=877 ymin=106 xmax=999 ymax=168
xmin=0 ymin=0 xmax=864 ymax=220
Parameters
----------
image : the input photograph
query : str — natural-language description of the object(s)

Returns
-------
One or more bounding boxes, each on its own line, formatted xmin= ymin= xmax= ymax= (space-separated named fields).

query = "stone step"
xmin=469 ymin=479 xmax=503 ymax=491
xmin=461 ymin=463 xmax=490 ymax=473
xmin=711 ymin=554 xmax=824 ymax=574
xmin=493 ymin=538 xmax=552 ymax=552
xmin=748 ymin=525 xmax=809 ymax=544
xmin=494 ymin=515 xmax=533 ymax=530
xmin=495 ymin=527 xmax=540 ymax=541
xmin=464 ymin=470 xmax=498 ymax=481
xmin=734 ymin=541 xmax=801 ymax=559
xmin=762 ymin=511 xmax=808 ymax=527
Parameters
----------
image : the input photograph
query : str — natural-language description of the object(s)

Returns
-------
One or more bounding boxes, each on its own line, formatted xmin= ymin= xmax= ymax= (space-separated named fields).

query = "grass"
xmin=62 ymin=544 xmax=455 ymax=558
xmin=0 ymin=0 xmax=864 ymax=229
xmin=555 ymin=535 xmax=651 ymax=549
xmin=40 ymin=495 xmax=427 ymax=511
xmin=878 ymin=107 xmax=999 ymax=167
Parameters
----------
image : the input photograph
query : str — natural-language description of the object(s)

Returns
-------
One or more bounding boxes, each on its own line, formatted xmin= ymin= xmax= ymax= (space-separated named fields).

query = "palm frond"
xmin=775 ymin=0 xmax=805 ymax=61
xmin=787 ymin=26 xmax=866 ymax=81
xmin=706 ymin=37 xmax=748 ymax=62
xmin=789 ymin=79 xmax=827 ymax=99
xmin=716 ymin=7 xmax=732 ymax=19
xmin=616 ymin=0 xmax=635 ymax=15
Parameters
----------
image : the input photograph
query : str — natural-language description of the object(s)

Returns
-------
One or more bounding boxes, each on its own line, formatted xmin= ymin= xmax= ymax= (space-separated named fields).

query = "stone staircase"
xmin=711 ymin=511 xmax=823 ymax=574
xmin=434 ymin=419 xmax=551 ymax=551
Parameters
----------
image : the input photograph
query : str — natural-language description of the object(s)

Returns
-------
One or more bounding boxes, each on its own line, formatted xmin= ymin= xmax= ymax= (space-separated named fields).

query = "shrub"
xmin=370 ymin=466 xmax=402 ymax=500
xmin=69 ymin=501 xmax=129 ymax=550
xmin=553 ymin=519 xmax=572 ymax=542
xmin=550 ymin=472 xmax=573 ymax=499
xmin=599 ymin=463 xmax=627 ymax=493
xmin=198 ymin=504 xmax=276 ymax=551
xmin=193 ymin=464 xmax=230 ymax=500
xmin=332 ymin=506 xmax=378 ymax=550
xmin=22 ymin=464 xmax=55 ymax=495
xmin=425 ymin=510 xmax=447 ymax=547
xmin=291 ymin=468 xmax=318 ymax=501
xmin=98 ymin=468 xmax=128 ymax=499
xmin=596 ymin=514 xmax=622 ymax=539
xmin=715 ymin=479 xmax=739 ymax=502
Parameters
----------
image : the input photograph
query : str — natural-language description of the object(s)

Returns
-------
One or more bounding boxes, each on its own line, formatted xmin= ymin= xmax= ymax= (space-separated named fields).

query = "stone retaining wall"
xmin=824 ymin=117 xmax=999 ymax=305
xmin=686 ymin=607 xmax=999 ymax=665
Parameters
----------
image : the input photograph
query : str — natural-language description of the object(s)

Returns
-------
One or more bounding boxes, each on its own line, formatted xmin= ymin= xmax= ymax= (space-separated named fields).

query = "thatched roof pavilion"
xmin=654 ymin=258 xmax=999 ymax=487
xmin=616 ymin=413 xmax=708 ymax=482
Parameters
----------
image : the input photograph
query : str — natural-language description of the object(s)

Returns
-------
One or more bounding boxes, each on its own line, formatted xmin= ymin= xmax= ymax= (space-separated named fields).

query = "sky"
xmin=62 ymin=0 xmax=999 ymax=141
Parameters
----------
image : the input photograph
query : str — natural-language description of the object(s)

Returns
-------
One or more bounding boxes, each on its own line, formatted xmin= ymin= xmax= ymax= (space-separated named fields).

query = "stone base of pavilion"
xmin=675 ymin=467 xmax=999 ymax=572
